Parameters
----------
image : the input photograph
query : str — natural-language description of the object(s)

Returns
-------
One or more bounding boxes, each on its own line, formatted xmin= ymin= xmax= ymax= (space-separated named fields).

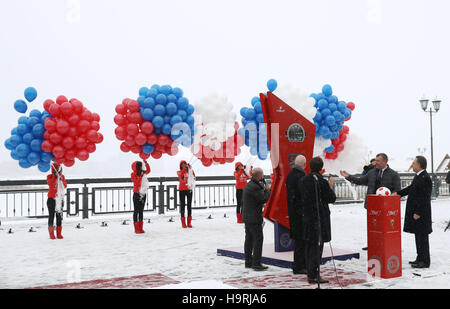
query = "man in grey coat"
xmin=242 ymin=168 xmax=271 ymax=271
xmin=340 ymin=153 xmax=401 ymax=250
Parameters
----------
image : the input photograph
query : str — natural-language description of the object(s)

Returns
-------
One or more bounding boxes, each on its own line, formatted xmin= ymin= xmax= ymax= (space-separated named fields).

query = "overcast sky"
xmin=0 ymin=0 xmax=449 ymax=179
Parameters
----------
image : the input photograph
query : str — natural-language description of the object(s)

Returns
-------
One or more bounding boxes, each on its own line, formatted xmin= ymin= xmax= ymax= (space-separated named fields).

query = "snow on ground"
xmin=0 ymin=198 xmax=449 ymax=289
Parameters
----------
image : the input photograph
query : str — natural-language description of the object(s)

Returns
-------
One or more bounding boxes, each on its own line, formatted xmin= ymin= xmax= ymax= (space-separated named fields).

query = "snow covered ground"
xmin=0 ymin=198 xmax=449 ymax=289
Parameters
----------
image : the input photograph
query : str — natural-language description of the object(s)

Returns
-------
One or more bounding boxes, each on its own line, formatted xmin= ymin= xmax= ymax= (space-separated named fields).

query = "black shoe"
xmin=308 ymin=277 xmax=329 ymax=284
xmin=293 ymin=268 xmax=308 ymax=275
xmin=362 ymin=247 xmax=368 ymax=251
xmin=245 ymin=264 xmax=252 ymax=269
xmin=411 ymin=261 xmax=429 ymax=269
xmin=252 ymin=264 xmax=269 ymax=271
xmin=409 ymin=259 xmax=419 ymax=265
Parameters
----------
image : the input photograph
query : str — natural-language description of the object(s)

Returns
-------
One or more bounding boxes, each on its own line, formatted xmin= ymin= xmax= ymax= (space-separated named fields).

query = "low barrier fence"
xmin=0 ymin=173 xmax=448 ymax=221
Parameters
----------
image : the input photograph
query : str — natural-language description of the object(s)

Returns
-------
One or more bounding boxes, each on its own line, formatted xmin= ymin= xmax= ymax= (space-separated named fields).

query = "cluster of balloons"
xmin=13 ymin=87 xmax=38 ymax=114
xmin=310 ymin=85 xmax=355 ymax=159
xmin=238 ymin=79 xmax=276 ymax=160
xmin=115 ymin=85 xmax=194 ymax=160
xmin=193 ymin=122 xmax=245 ymax=167
xmin=41 ymin=96 xmax=104 ymax=167
xmin=5 ymin=101 xmax=54 ymax=172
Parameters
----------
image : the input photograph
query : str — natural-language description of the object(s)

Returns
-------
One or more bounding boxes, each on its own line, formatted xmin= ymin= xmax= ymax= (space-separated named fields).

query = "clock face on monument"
xmin=286 ymin=123 xmax=306 ymax=143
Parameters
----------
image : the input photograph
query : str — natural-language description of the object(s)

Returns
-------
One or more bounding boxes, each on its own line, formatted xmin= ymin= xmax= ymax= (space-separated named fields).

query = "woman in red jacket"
xmin=47 ymin=163 xmax=67 ymax=239
xmin=233 ymin=162 xmax=251 ymax=223
xmin=131 ymin=160 xmax=150 ymax=234
xmin=178 ymin=160 xmax=195 ymax=228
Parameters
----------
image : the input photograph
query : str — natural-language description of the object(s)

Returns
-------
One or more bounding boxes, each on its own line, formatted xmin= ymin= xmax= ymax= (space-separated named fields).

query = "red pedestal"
xmin=366 ymin=195 xmax=402 ymax=279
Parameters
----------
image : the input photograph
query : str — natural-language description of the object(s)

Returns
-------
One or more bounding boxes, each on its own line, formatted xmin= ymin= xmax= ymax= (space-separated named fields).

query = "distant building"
xmin=436 ymin=154 xmax=450 ymax=172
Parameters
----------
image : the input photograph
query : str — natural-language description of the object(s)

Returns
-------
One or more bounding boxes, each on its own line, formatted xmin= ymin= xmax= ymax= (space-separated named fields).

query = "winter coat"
xmin=47 ymin=174 xmax=67 ymax=198
xmin=285 ymin=166 xmax=306 ymax=240
xmin=346 ymin=165 xmax=401 ymax=208
xmin=177 ymin=162 xmax=196 ymax=191
xmin=234 ymin=163 xmax=251 ymax=190
xmin=242 ymin=178 xmax=271 ymax=224
xmin=131 ymin=161 xmax=150 ymax=193
xmin=299 ymin=173 xmax=336 ymax=243
xmin=397 ymin=170 xmax=433 ymax=235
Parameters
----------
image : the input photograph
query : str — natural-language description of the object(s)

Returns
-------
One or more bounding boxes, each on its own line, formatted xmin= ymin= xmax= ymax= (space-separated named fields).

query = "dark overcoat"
xmin=286 ymin=167 xmax=306 ymax=240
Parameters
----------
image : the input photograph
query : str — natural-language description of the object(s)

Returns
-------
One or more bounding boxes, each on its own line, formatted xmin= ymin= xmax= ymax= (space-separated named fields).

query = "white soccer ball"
xmin=376 ymin=187 xmax=391 ymax=196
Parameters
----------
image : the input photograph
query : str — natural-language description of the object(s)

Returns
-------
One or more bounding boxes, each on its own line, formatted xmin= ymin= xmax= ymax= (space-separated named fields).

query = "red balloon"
xmin=115 ymin=103 xmax=127 ymax=115
xmin=336 ymin=143 xmax=345 ymax=152
xmin=60 ymin=102 xmax=73 ymax=116
xmin=158 ymin=134 xmax=170 ymax=146
xmin=114 ymin=114 xmax=126 ymax=126
xmin=151 ymin=151 xmax=162 ymax=159
xmin=155 ymin=143 xmax=165 ymax=153
xmin=128 ymin=112 xmax=143 ymax=125
xmin=87 ymin=130 xmax=99 ymax=142
xmin=62 ymin=136 xmax=75 ymax=149
xmin=70 ymin=99 xmax=84 ymax=114
xmin=56 ymin=95 xmax=68 ymax=105
xmin=68 ymin=114 xmax=80 ymax=126
xmin=44 ymin=118 xmax=57 ymax=133
xmin=63 ymin=159 xmax=75 ymax=167
xmin=130 ymin=145 xmax=141 ymax=154
xmin=92 ymin=113 xmax=100 ymax=122
xmin=96 ymin=133 xmax=104 ymax=144
xmin=43 ymin=131 xmax=51 ymax=141
xmin=343 ymin=126 xmax=350 ymax=134
xmin=141 ymin=121 xmax=154 ymax=135
xmin=127 ymin=100 xmax=140 ymax=113
xmin=65 ymin=149 xmax=76 ymax=160
xmin=49 ymin=104 xmax=61 ymax=117
xmin=115 ymin=126 xmax=127 ymax=140
xmin=120 ymin=142 xmax=131 ymax=153
xmin=43 ymin=99 xmax=54 ymax=112
xmin=86 ymin=143 xmax=96 ymax=153
xmin=125 ymin=135 xmax=136 ymax=146
xmin=67 ymin=127 xmax=78 ymax=137
xmin=139 ymin=152 xmax=151 ymax=160
xmin=52 ymin=145 xmax=65 ymax=159
xmin=56 ymin=120 xmax=70 ymax=134
xmin=135 ymin=133 xmax=147 ymax=146
xmin=77 ymin=120 xmax=91 ymax=133
xmin=76 ymin=150 xmax=89 ymax=161
xmin=49 ymin=132 xmax=63 ymax=145
xmin=126 ymin=123 xmax=139 ymax=136
xmin=54 ymin=157 xmax=64 ymax=165
xmin=347 ymin=102 xmax=355 ymax=111
xmin=81 ymin=109 xmax=93 ymax=122
xmin=75 ymin=137 xmax=87 ymax=149
xmin=147 ymin=133 xmax=158 ymax=145
xmin=41 ymin=140 xmax=53 ymax=153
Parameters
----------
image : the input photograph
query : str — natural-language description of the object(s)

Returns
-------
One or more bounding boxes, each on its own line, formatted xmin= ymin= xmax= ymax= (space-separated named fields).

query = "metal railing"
xmin=0 ymin=173 xmax=448 ymax=221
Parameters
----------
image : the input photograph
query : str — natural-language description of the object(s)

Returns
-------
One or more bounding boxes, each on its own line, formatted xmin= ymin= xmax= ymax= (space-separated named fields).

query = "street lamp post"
xmin=420 ymin=97 xmax=442 ymax=199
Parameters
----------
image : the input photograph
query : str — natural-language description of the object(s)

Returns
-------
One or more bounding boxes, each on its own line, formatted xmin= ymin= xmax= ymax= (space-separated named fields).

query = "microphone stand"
xmin=313 ymin=174 xmax=323 ymax=290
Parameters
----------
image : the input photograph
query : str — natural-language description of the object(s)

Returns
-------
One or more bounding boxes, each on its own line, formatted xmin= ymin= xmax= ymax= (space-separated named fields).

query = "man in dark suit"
xmin=340 ymin=153 xmax=401 ymax=250
xmin=286 ymin=155 xmax=307 ymax=275
xmin=393 ymin=156 xmax=433 ymax=268
xmin=242 ymin=168 xmax=271 ymax=271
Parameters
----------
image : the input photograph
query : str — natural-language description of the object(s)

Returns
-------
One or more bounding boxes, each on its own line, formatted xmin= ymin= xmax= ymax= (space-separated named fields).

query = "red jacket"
xmin=234 ymin=169 xmax=251 ymax=189
xmin=47 ymin=174 xmax=67 ymax=198
xmin=131 ymin=161 xmax=151 ymax=193
xmin=178 ymin=168 xmax=195 ymax=191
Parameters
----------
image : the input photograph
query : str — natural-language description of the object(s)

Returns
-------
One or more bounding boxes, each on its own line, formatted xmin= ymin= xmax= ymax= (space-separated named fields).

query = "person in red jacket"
xmin=177 ymin=160 xmax=195 ymax=228
xmin=234 ymin=162 xmax=252 ymax=223
xmin=131 ymin=160 xmax=150 ymax=234
xmin=46 ymin=163 xmax=67 ymax=239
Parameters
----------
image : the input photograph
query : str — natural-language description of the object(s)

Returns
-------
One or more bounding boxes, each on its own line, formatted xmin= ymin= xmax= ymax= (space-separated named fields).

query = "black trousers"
xmin=236 ymin=189 xmax=243 ymax=214
xmin=133 ymin=193 xmax=146 ymax=222
xmin=47 ymin=198 xmax=63 ymax=227
xmin=179 ymin=190 xmax=193 ymax=217
xmin=305 ymin=240 xmax=324 ymax=279
xmin=415 ymin=232 xmax=430 ymax=266
xmin=244 ymin=223 xmax=264 ymax=267
xmin=293 ymin=238 xmax=306 ymax=271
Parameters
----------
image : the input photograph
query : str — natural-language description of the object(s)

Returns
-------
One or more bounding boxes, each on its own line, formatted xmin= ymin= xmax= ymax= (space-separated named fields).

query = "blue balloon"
xmin=177 ymin=110 xmax=187 ymax=121
xmin=155 ymin=94 xmax=167 ymax=105
xmin=267 ymin=79 xmax=278 ymax=92
xmin=154 ymin=127 xmax=162 ymax=135
xmin=26 ymin=117 xmax=40 ymax=129
xmin=337 ymin=101 xmax=347 ymax=112
xmin=19 ymin=159 xmax=32 ymax=169
xmin=251 ymin=97 xmax=260 ymax=106
xmin=18 ymin=116 xmax=29 ymax=125
xmin=325 ymin=145 xmax=335 ymax=153
xmin=314 ymin=111 xmax=322 ymax=122
xmin=240 ymin=107 xmax=248 ymax=118
xmin=328 ymin=95 xmax=338 ymax=104
xmin=177 ymin=97 xmax=189 ymax=110
xmin=22 ymin=133 xmax=34 ymax=144
xmin=166 ymin=103 xmax=178 ymax=116
xmin=322 ymin=84 xmax=333 ymax=97
xmin=29 ymin=109 xmax=42 ymax=119
xmin=11 ymin=150 xmax=21 ymax=160
xmin=17 ymin=124 xmax=29 ymax=135
xmin=167 ymin=94 xmax=178 ymax=103
xmin=142 ymin=108 xmax=154 ymax=121
xmin=172 ymin=87 xmax=184 ymax=98
xmin=38 ymin=162 xmax=51 ymax=173
xmin=11 ymin=127 xmax=18 ymax=135
xmin=256 ymin=113 xmax=265 ymax=124
xmin=142 ymin=97 xmax=155 ymax=109
xmin=4 ymin=138 xmax=14 ymax=150
xmin=137 ymin=96 xmax=146 ymax=105
xmin=245 ymin=108 xmax=256 ymax=120
xmin=15 ymin=143 xmax=30 ymax=158
xmin=150 ymin=84 xmax=161 ymax=92
xmin=139 ymin=87 xmax=149 ymax=97
xmin=254 ymin=102 xmax=262 ymax=113
xmin=9 ymin=135 xmax=22 ymax=147
xmin=170 ymin=115 xmax=182 ymax=126
xmin=319 ymin=126 xmax=330 ymax=137
xmin=152 ymin=116 xmax=164 ymax=128
xmin=318 ymin=99 xmax=328 ymax=110
xmin=321 ymin=108 xmax=331 ymax=118
xmin=30 ymin=139 xmax=42 ymax=152
xmin=186 ymin=115 xmax=195 ymax=126
xmin=41 ymin=112 xmax=51 ymax=122
xmin=154 ymin=104 xmax=166 ymax=116
xmin=160 ymin=85 xmax=172 ymax=95
xmin=162 ymin=124 xmax=172 ymax=135
xmin=333 ymin=111 xmax=343 ymax=122
xmin=146 ymin=88 xmax=158 ymax=98
xmin=40 ymin=152 xmax=53 ymax=163
xmin=24 ymin=87 xmax=38 ymax=102
xmin=328 ymin=103 xmax=337 ymax=112
xmin=27 ymin=152 xmax=41 ymax=165
xmin=142 ymin=144 xmax=155 ymax=154
xmin=14 ymin=100 xmax=27 ymax=114
xmin=325 ymin=115 xmax=336 ymax=126
xmin=186 ymin=104 xmax=194 ymax=116
xmin=163 ymin=115 xmax=171 ymax=124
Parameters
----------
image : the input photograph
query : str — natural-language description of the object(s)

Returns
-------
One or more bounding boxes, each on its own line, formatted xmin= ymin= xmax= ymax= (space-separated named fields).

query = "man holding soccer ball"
xmin=340 ymin=153 xmax=401 ymax=250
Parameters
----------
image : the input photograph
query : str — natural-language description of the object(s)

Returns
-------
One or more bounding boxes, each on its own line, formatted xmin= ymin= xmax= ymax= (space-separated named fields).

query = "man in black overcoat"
xmin=299 ymin=157 xmax=336 ymax=284
xmin=286 ymin=155 xmax=307 ymax=274
xmin=393 ymin=156 xmax=433 ymax=268
xmin=242 ymin=168 xmax=271 ymax=271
